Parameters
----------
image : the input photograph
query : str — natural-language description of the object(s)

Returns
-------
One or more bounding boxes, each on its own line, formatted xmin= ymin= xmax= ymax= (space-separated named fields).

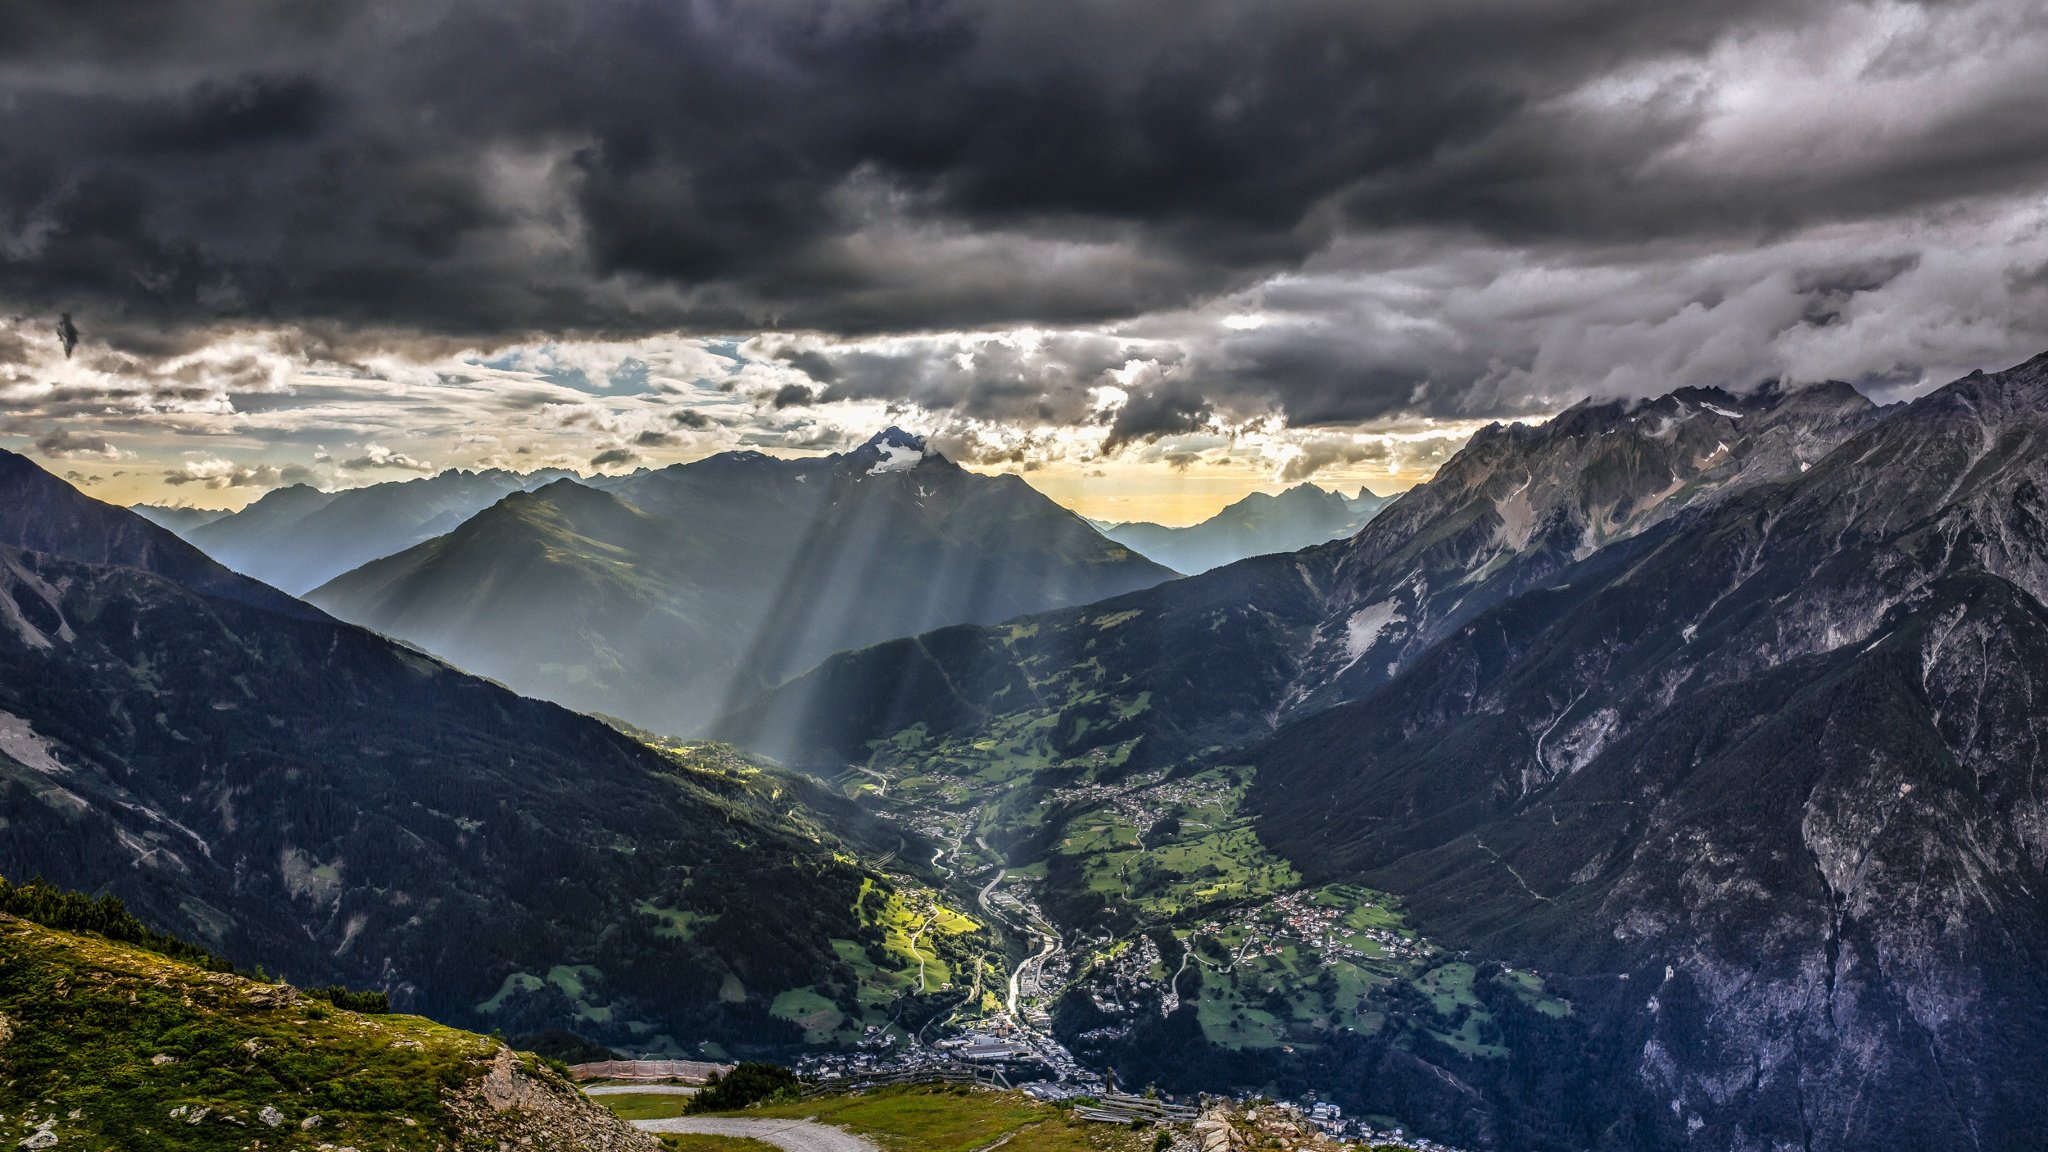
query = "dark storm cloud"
xmin=7 ymin=0 xmax=2046 ymax=348
xmin=5 ymin=0 xmax=2047 ymax=444
xmin=770 ymin=384 xmax=817 ymax=409
xmin=766 ymin=331 xmax=1144 ymax=424
xmin=34 ymin=428 xmax=122 ymax=458
xmin=1103 ymin=383 xmax=1214 ymax=451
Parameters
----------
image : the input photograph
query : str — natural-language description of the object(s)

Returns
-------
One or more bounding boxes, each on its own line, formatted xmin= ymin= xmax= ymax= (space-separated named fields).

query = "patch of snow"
xmin=0 ymin=711 xmax=66 ymax=775
xmin=1343 ymin=599 xmax=1404 ymax=663
xmin=867 ymin=441 xmax=925 ymax=474
xmin=1703 ymin=403 xmax=1743 ymax=419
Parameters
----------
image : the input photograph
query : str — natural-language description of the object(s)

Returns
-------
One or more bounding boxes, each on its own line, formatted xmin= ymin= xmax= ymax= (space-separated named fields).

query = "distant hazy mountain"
xmin=310 ymin=429 xmax=1174 ymax=734
xmin=183 ymin=468 xmax=574 ymax=594
xmin=1101 ymin=483 xmax=1391 ymax=573
xmin=128 ymin=504 xmax=231 ymax=535
xmin=0 ymin=448 xmax=945 ymax=1054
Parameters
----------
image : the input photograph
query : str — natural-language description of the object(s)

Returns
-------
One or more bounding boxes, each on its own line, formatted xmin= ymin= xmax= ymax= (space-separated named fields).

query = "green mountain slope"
xmin=0 ymin=449 xmax=988 ymax=1058
xmin=1102 ymin=483 xmax=1390 ymax=574
xmin=310 ymin=429 xmax=1175 ymax=734
xmin=0 ymin=883 xmax=654 ymax=1152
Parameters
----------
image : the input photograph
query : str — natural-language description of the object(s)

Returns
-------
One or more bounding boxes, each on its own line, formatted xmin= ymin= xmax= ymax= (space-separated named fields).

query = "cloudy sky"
xmin=4 ymin=0 xmax=2046 ymax=522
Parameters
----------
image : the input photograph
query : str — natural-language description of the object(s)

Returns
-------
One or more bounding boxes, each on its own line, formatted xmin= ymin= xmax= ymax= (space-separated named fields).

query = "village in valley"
xmin=762 ymin=749 xmax=1551 ymax=1152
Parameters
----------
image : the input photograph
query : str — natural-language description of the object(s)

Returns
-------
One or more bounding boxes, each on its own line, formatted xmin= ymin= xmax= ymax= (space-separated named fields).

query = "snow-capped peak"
xmin=861 ymin=427 xmax=928 ymax=474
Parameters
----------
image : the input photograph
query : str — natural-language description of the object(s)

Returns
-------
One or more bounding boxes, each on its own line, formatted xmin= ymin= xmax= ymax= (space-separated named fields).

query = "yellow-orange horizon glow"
xmin=69 ymin=447 xmax=1450 ymax=525
xmin=986 ymin=462 xmax=1432 ymax=526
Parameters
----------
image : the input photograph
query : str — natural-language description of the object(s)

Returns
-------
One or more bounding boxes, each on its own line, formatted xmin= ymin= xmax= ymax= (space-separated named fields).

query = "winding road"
xmin=970 ymin=835 xmax=1065 ymax=1025
xmin=633 ymin=1117 xmax=879 ymax=1152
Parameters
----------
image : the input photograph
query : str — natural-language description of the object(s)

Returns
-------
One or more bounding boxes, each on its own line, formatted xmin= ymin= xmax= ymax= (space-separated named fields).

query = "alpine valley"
xmin=7 ymin=358 xmax=2047 ymax=1152
xmin=711 ymin=360 xmax=2048 ymax=1151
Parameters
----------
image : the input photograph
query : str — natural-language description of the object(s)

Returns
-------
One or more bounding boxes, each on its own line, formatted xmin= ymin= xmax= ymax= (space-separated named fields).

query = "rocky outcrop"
xmin=444 ymin=1049 xmax=660 ymax=1152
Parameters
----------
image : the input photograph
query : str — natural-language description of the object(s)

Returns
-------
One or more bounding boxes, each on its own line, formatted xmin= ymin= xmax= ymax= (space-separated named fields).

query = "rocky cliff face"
xmin=1249 ymin=354 xmax=2048 ymax=1150
xmin=1285 ymin=379 xmax=1883 ymax=712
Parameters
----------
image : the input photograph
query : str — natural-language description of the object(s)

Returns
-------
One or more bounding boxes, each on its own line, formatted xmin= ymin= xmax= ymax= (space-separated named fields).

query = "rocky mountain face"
xmin=183 ymin=467 xmax=574 ymax=595
xmin=0 ymin=449 xmax=943 ymax=1055
xmin=1286 ymin=379 xmax=1883 ymax=712
xmin=1102 ymin=483 xmax=1392 ymax=574
xmin=718 ymin=382 xmax=1879 ymax=770
xmin=310 ymin=429 xmax=1174 ymax=734
xmin=1248 ymin=355 xmax=2048 ymax=1150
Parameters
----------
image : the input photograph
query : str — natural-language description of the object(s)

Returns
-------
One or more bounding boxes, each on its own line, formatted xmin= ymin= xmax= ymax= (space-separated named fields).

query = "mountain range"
xmin=307 ymin=429 xmax=1176 ymax=734
xmin=0 ymin=448 xmax=977 ymax=1058
xmin=717 ymin=379 xmax=1882 ymax=769
xmin=705 ymin=364 xmax=2048 ymax=1150
xmin=12 ymin=356 xmax=2048 ymax=1151
xmin=175 ymin=467 xmax=576 ymax=595
xmin=1099 ymin=483 xmax=1391 ymax=574
xmin=1247 ymin=358 xmax=2048 ymax=1149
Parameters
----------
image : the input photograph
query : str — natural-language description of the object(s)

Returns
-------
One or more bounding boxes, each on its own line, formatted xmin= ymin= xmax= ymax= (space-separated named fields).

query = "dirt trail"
xmin=634 ymin=1117 xmax=879 ymax=1152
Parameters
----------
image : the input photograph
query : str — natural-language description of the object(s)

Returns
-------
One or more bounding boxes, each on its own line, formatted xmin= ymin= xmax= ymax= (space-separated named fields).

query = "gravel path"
xmin=632 ymin=1117 xmax=880 ymax=1152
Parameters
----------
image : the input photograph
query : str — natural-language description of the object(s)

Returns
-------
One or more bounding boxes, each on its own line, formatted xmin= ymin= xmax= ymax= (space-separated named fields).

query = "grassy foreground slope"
xmin=0 ymin=906 xmax=654 ymax=1151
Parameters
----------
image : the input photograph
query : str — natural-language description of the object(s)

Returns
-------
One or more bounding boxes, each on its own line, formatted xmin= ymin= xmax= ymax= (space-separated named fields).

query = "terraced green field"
xmin=837 ymin=710 xmax=1573 ymax=1064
